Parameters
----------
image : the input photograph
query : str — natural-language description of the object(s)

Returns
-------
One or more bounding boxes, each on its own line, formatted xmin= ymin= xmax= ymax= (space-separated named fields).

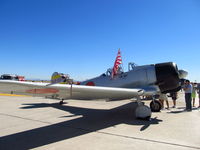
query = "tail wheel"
xmin=150 ymin=100 xmax=162 ymax=112
xmin=59 ymin=100 xmax=64 ymax=105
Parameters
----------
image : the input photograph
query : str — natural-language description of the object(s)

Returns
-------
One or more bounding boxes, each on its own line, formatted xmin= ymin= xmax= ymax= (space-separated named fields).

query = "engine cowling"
xmin=155 ymin=62 xmax=181 ymax=93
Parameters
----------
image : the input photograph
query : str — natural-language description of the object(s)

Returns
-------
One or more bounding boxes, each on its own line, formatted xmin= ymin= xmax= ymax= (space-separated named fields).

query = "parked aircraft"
xmin=0 ymin=50 xmax=187 ymax=119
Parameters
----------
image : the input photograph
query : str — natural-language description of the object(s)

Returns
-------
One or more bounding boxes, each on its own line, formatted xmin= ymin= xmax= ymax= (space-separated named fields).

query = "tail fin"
xmin=51 ymin=72 xmax=69 ymax=84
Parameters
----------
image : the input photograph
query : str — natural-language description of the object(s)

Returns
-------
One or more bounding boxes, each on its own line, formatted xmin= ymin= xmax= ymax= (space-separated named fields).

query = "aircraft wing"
xmin=0 ymin=80 xmax=144 ymax=100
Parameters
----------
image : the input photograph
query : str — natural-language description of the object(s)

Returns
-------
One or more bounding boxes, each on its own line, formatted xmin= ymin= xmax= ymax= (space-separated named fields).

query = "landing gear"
xmin=135 ymin=96 xmax=152 ymax=120
xmin=135 ymin=105 xmax=152 ymax=120
xmin=59 ymin=99 xmax=64 ymax=105
xmin=150 ymin=100 xmax=162 ymax=112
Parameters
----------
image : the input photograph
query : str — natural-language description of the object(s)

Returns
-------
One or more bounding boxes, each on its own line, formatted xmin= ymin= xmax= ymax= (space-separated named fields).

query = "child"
xmin=191 ymin=83 xmax=197 ymax=107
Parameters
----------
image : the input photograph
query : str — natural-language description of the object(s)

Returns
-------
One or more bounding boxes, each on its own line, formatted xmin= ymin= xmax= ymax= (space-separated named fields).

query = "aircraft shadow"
xmin=0 ymin=101 xmax=162 ymax=150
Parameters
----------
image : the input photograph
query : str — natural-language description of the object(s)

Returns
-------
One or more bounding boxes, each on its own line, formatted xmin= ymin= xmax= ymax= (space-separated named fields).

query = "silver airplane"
xmin=0 ymin=61 xmax=187 ymax=120
xmin=80 ymin=62 xmax=187 ymax=109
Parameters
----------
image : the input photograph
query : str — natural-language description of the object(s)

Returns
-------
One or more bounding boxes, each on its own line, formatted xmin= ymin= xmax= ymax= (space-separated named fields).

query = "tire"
xmin=150 ymin=100 xmax=162 ymax=112
xmin=135 ymin=105 xmax=152 ymax=120
xmin=59 ymin=100 xmax=64 ymax=105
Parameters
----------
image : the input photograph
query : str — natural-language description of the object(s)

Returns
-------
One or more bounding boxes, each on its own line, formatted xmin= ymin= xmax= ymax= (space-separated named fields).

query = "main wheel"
xmin=150 ymin=100 xmax=162 ymax=112
xmin=135 ymin=105 xmax=152 ymax=120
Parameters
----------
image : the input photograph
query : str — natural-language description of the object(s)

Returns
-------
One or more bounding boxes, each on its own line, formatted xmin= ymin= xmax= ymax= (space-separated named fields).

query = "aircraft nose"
xmin=178 ymin=69 xmax=188 ymax=79
xmin=155 ymin=62 xmax=180 ymax=93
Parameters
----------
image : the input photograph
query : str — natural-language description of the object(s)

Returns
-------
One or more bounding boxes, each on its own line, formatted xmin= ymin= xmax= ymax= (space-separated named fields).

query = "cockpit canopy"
xmin=103 ymin=62 xmax=137 ymax=76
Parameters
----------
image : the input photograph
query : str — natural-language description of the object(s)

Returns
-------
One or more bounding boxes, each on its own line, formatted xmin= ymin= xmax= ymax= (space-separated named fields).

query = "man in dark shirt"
xmin=183 ymin=80 xmax=192 ymax=111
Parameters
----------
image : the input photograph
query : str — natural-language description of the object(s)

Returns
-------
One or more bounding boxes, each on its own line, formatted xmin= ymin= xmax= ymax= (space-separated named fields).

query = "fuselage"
xmin=81 ymin=64 xmax=156 ymax=87
xmin=81 ymin=62 xmax=182 ymax=94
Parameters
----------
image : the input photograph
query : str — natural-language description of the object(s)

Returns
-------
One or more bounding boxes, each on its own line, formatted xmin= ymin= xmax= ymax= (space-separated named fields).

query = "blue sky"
xmin=0 ymin=0 xmax=200 ymax=82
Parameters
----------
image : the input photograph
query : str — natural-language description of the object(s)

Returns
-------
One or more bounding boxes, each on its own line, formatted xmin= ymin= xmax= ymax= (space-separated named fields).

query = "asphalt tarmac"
xmin=0 ymin=92 xmax=199 ymax=150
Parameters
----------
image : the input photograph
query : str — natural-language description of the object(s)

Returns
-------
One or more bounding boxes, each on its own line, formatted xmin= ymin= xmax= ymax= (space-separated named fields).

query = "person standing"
xmin=199 ymin=89 xmax=200 ymax=108
xmin=191 ymin=83 xmax=197 ymax=107
xmin=183 ymin=80 xmax=192 ymax=111
xmin=170 ymin=92 xmax=178 ymax=108
xmin=197 ymin=83 xmax=200 ymax=108
xmin=159 ymin=93 xmax=169 ymax=110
